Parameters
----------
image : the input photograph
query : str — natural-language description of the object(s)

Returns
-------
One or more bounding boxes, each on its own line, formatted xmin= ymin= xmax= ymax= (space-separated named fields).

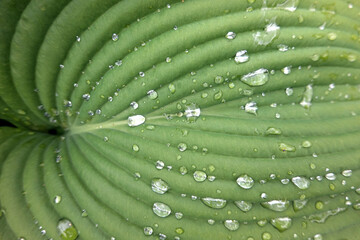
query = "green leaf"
xmin=1 ymin=0 xmax=360 ymax=239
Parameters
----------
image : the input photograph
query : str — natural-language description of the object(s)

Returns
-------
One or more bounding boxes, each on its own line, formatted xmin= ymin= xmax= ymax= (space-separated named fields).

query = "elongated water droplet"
xmin=193 ymin=171 xmax=207 ymax=182
xmin=325 ymin=173 xmax=336 ymax=181
xmin=266 ymin=127 xmax=282 ymax=135
xmin=151 ymin=178 xmax=169 ymax=194
xmin=168 ymin=83 xmax=176 ymax=93
xmin=279 ymin=143 xmax=296 ymax=152
xmin=261 ymin=200 xmax=290 ymax=212
xmin=275 ymin=0 xmax=299 ymax=12
xmin=128 ymin=115 xmax=145 ymax=127
xmin=234 ymin=200 xmax=253 ymax=212
xmin=292 ymin=176 xmax=310 ymax=189
xmin=236 ymin=174 xmax=254 ymax=189
xmin=241 ymin=68 xmax=269 ymax=86
xmin=245 ymin=102 xmax=258 ymax=115
xmin=57 ymin=219 xmax=78 ymax=240
xmin=153 ymin=202 xmax=171 ymax=217
xmin=224 ymin=220 xmax=239 ymax=231
xmin=300 ymin=84 xmax=313 ymax=109
xmin=235 ymin=50 xmax=249 ymax=63
xmin=253 ymin=18 xmax=280 ymax=46
xmin=308 ymin=207 xmax=346 ymax=223
xmin=270 ymin=217 xmax=292 ymax=232
xmin=226 ymin=32 xmax=236 ymax=40
xmin=293 ymin=199 xmax=308 ymax=211
xmin=342 ymin=170 xmax=352 ymax=177
xmin=201 ymin=197 xmax=227 ymax=209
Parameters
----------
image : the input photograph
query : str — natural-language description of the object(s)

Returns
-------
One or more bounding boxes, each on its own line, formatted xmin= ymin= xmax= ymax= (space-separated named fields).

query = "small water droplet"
xmin=342 ymin=170 xmax=352 ymax=177
xmin=241 ymin=68 xmax=269 ymax=86
xmin=151 ymin=178 xmax=169 ymax=194
xmin=235 ymin=50 xmax=249 ymax=63
xmin=178 ymin=143 xmax=187 ymax=152
xmin=266 ymin=127 xmax=282 ymax=135
xmin=168 ymin=83 xmax=176 ymax=93
xmin=234 ymin=200 xmax=253 ymax=212
xmin=156 ymin=160 xmax=165 ymax=170
xmin=224 ymin=220 xmax=240 ymax=231
xmin=130 ymin=101 xmax=139 ymax=109
xmin=226 ymin=32 xmax=236 ymax=40
xmin=144 ymin=226 xmax=153 ymax=236
xmin=270 ymin=217 xmax=292 ymax=232
xmin=245 ymin=102 xmax=258 ymax=115
xmin=293 ymin=199 xmax=308 ymax=211
xmin=208 ymin=219 xmax=215 ymax=225
xmin=153 ymin=202 xmax=171 ymax=218
xmin=327 ymin=32 xmax=337 ymax=41
xmin=128 ymin=115 xmax=145 ymax=127
xmin=277 ymin=44 xmax=289 ymax=52
xmin=236 ymin=174 xmax=254 ymax=189
xmin=314 ymin=234 xmax=323 ymax=240
xmin=292 ymin=176 xmax=310 ymax=189
xmin=201 ymin=198 xmax=227 ymax=209
xmin=147 ymin=90 xmax=158 ymax=99
xmin=184 ymin=103 xmax=200 ymax=122
xmin=285 ymin=87 xmax=293 ymax=96
xmin=325 ymin=173 xmax=336 ymax=181
xmin=54 ymin=195 xmax=62 ymax=204
xmin=75 ymin=36 xmax=81 ymax=42
xmin=112 ymin=33 xmax=119 ymax=41
xmin=301 ymin=140 xmax=312 ymax=148
xmin=82 ymin=93 xmax=90 ymax=101
xmin=261 ymin=200 xmax=290 ymax=212
xmin=214 ymin=90 xmax=223 ymax=100
xmin=262 ymin=232 xmax=272 ymax=240
xmin=175 ymin=212 xmax=183 ymax=219
xmin=214 ymin=75 xmax=224 ymax=84
xmin=193 ymin=171 xmax=207 ymax=182
xmin=57 ymin=219 xmax=78 ymax=240
xmin=281 ymin=66 xmax=292 ymax=75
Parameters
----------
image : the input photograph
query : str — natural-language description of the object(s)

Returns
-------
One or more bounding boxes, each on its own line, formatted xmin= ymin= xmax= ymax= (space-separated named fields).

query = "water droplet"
xmin=245 ymin=102 xmax=258 ymax=115
xmin=270 ymin=217 xmax=292 ymax=232
xmin=281 ymin=66 xmax=292 ymax=75
xmin=300 ymin=84 xmax=313 ymax=109
xmin=265 ymin=127 xmax=282 ymax=135
xmin=82 ymin=93 xmax=90 ymax=101
xmin=184 ymin=103 xmax=200 ymax=122
xmin=156 ymin=160 xmax=165 ymax=170
xmin=179 ymin=166 xmax=188 ymax=175
xmin=201 ymin=197 xmax=227 ymax=209
xmin=151 ymin=178 xmax=169 ymax=194
xmin=281 ymin=178 xmax=290 ymax=184
xmin=115 ymin=60 xmax=122 ymax=66
xmin=224 ymin=220 xmax=240 ymax=231
xmin=214 ymin=75 xmax=224 ymax=84
xmin=153 ymin=202 xmax=171 ymax=218
xmin=175 ymin=227 xmax=184 ymax=235
xmin=144 ymin=226 xmax=153 ymax=236
xmin=292 ymin=176 xmax=310 ymax=189
xmin=193 ymin=171 xmax=207 ymax=182
xmin=275 ymin=0 xmax=299 ymax=12
xmin=327 ymin=32 xmax=337 ymax=41
xmin=325 ymin=173 xmax=336 ymax=181
xmin=277 ymin=44 xmax=289 ymax=52
xmin=130 ymin=101 xmax=139 ymax=109
xmin=146 ymin=90 xmax=158 ymax=100
xmin=293 ymin=199 xmax=308 ymax=211
xmin=234 ymin=201 xmax=253 ymax=212
xmin=285 ymin=87 xmax=293 ymax=96
xmin=241 ymin=68 xmax=269 ymax=86
xmin=75 ymin=36 xmax=81 ymax=42
xmin=208 ymin=219 xmax=215 ymax=225
xmin=81 ymin=209 xmax=88 ymax=217
xmin=178 ymin=143 xmax=187 ymax=152
xmin=168 ymin=83 xmax=176 ymax=93
xmin=235 ymin=50 xmax=249 ymax=63
xmin=132 ymin=144 xmax=139 ymax=152
xmin=226 ymin=32 xmax=236 ymax=40
xmin=253 ymin=18 xmax=280 ymax=46
xmin=301 ymin=140 xmax=312 ymax=148
xmin=165 ymin=57 xmax=172 ymax=63
xmin=261 ymin=200 xmax=290 ymax=212
xmin=54 ymin=195 xmax=62 ymax=204
xmin=308 ymin=207 xmax=346 ymax=223
xmin=342 ymin=170 xmax=352 ymax=177
xmin=262 ymin=232 xmax=272 ymax=240
xmin=175 ymin=212 xmax=183 ymax=219
xmin=128 ymin=115 xmax=145 ymax=127
xmin=236 ymin=174 xmax=254 ymax=189
xmin=214 ymin=90 xmax=223 ymax=100
xmin=57 ymin=219 xmax=78 ymax=240
xmin=314 ymin=234 xmax=323 ymax=240
xmin=279 ymin=143 xmax=296 ymax=152
xmin=112 ymin=33 xmax=119 ymax=41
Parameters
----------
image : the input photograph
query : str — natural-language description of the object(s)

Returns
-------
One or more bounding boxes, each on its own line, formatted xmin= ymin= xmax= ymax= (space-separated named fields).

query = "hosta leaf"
xmin=0 ymin=0 xmax=360 ymax=239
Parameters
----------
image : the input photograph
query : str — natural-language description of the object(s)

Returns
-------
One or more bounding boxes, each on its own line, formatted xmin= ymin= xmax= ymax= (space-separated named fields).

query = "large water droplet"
xmin=253 ymin=18 xmax=280 ymax=46
xmin=300 ymin=84 xmax=313 ymax=109
xmin=151 ymin=178 xmax=169 ymax=194
xmin=241 ymin=68 xmax=269 ymax=86
xmin=193 ymin=171 xmax=207 ymax=182
xmin=201 ymin=197 xmax=227 ymax=209
xmin=342 ymin=170 xmax=352 ymax=177
xmin=270 ymin=217 xmax=292 ymax=232
xmin=291 ymin=176 xmax=310 ymax=189
xmin=279 ymin=143 xmax=296 ymax=152
xmin=261 ymin=200 xmax=290 ymax=212
xmin=147 ymin=90 xmax=158 ymax=99
xmin=57 ymin=219 xmax=78 ymax=240
xmin=128 ymin=115 xmax=145 ymax=127
xmin=234 ymin=200 xmax=253 ymax=212
xmin=224 ymin=220 xmax=240 ymax=231
xmin=235 ymin=50 xmax=249 ymax=63
xmin=236 ymin=174 xmax=254 ymax=189
xmin=153 ymin=202 xmax=171 ymax=218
